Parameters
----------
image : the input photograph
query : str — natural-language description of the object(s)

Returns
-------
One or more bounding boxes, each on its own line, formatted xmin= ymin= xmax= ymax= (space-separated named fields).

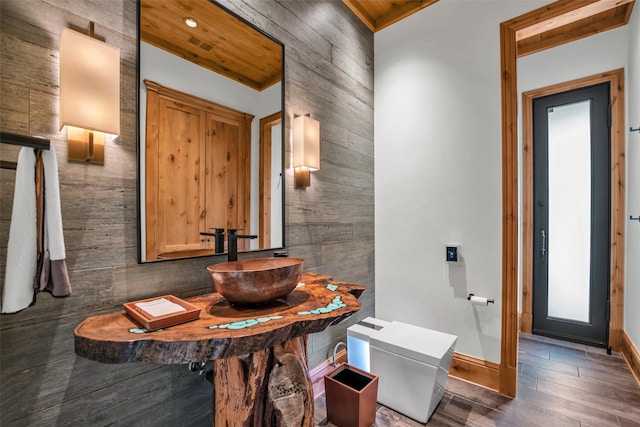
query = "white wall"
xmin=625 ymin=6 xmax=640 ymax=354
xmin=139 ymin=42 xmax=281 ymax=256
xmin=375 ymin=0 xmax=548 ymax=363
xmin=271 ymin=124 xmax=283 ymax=248
xmin=517 ymin=27 xmax=628 ymax=93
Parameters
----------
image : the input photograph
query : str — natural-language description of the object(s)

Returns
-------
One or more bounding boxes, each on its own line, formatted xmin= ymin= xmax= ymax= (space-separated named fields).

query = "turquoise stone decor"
xmin=297 ymin=294 xmax=347 ymax=315
xmin=208 ymin=315 xmax=284 ymax=330
xmin=128 ymin=327 xmax=164 ymax=334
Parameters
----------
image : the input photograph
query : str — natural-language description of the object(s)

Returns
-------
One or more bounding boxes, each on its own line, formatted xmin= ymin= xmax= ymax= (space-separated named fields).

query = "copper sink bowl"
xmin=206 ymin=258 xmax=304 ymax=305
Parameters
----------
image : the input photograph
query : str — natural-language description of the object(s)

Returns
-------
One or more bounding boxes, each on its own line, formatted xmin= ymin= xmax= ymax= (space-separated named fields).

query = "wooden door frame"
xmin=258 ymin=111 xmax=281 ymax=249
xmin=520 ymin=69 xmax=625 ymax=346
xmin=500 ymin=1 xmax=628 ymax=397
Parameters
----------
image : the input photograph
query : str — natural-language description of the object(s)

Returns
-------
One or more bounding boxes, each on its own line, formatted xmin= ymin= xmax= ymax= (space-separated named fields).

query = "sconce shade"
xmin=292 ymin=115 xmax=320 ymax=171
xmin=59 ymin=27 xmax=120 ymax=136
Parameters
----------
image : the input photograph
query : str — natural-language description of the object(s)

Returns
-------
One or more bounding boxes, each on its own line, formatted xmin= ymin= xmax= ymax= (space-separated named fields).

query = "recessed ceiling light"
xmin=184 ymin=17 xmax=197 ymax=28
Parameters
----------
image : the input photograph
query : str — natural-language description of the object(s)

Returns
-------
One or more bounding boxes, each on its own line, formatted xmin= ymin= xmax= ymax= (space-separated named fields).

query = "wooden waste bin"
xmin=324 ymin=363 xmax=378 ymax=427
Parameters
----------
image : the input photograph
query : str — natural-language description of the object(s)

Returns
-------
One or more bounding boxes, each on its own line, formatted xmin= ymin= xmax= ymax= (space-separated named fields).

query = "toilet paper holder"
xmin=467 ymin=293 xmax=494 ymax=305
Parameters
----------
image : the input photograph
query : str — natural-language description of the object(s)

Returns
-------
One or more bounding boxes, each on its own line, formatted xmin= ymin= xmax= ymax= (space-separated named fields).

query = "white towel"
xmin=40 ymin=144 xmax=71 ymax=296
xmin=2 ymin=148 xmax=37 ymax=313
xmin=42 ymin=144 xmax=65 ymax=260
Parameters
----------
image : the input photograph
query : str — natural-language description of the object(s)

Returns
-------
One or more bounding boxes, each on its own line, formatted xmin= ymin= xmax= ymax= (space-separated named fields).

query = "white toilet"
xmin=347 ymin=317 xmax=391 ymax=372
xmin=347 ymin=317 xmax=457 ymax=423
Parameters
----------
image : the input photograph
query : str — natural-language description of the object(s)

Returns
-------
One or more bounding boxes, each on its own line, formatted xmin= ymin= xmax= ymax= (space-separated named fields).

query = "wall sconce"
xmin=59 ymin=23 xmax=120 ymax=164
xmin=293 ymin=114 xmax=320 ymax=188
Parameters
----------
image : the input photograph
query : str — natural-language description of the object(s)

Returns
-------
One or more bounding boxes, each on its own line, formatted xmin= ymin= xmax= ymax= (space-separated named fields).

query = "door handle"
xmin=540 ymin=229 xmax=546 ymax=257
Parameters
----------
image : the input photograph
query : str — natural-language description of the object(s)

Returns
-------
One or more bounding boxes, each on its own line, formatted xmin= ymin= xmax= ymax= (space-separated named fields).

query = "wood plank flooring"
xmin=313 ymin=334 xmax=640 ymax=426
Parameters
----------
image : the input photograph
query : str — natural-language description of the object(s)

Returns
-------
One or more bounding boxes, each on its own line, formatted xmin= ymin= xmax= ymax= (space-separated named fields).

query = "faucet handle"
xmin=228 ymin=228 xmax=256 ymax=239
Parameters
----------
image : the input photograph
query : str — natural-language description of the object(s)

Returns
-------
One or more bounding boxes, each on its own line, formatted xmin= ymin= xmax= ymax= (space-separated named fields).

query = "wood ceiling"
xmin=341 ymin=0 xmax=439 ymax=32
xmin=139 ymin=0 xmax=635 ymax=91
xmin=139 ymin=0 xmax=282 ymax=91
xmin=341 ymin=0 xmax=635 ymax=45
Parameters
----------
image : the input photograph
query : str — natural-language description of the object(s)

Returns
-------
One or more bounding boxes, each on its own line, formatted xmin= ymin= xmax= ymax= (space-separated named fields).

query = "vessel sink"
xmin=207 ymin=258 xmax=304 ymax=305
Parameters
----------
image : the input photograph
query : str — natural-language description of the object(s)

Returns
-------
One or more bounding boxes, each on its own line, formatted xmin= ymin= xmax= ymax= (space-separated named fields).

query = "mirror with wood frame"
xmin=137 ymin=0 xmax=285 ymax=262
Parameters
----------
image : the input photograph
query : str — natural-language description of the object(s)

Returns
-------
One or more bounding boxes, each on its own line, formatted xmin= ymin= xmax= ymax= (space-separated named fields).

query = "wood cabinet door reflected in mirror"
xmin=145 ymin=80 xmax=253 ymax=261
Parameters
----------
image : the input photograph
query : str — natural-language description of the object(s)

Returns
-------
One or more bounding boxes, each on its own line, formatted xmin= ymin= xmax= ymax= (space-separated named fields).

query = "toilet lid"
xmin=369 ymin=321 xmax=457 ymax=366
xmin=347 ymin=317 xmax=391 ymax=341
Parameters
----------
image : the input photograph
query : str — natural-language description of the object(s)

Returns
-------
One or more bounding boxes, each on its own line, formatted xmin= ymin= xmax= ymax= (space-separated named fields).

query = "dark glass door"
xmin=532 ymin=82 xmax=610 ymax=347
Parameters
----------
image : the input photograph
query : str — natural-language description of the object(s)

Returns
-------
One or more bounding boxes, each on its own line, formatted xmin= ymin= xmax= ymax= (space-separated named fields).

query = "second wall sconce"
xmin=59 ymin=23 xmax=120 ymax=164
xmin=293 ymin=114 xmax=320 ymax=188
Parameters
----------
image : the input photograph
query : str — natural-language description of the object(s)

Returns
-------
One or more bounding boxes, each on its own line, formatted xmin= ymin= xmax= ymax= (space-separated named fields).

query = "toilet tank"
xmin=369 ymin=321 xmax=458 ymax=367
xmin=346 ymin=317 xmax=390 ymax=372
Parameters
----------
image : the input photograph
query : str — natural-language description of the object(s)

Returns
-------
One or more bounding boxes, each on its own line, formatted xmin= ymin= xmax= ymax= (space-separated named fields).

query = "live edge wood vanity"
xmin=74 ymin=272 xmax=365 ymax=426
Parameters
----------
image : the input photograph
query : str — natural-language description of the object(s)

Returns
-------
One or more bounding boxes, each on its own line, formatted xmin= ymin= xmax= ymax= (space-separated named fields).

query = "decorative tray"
xmin=123 ymin=295 xmax=201 ymax=330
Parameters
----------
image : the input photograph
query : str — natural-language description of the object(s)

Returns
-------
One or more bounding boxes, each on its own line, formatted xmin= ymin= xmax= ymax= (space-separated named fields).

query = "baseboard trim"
xmin=310 ymin=349 xmax=501 ymax=396
xmin=620 ymin=330 xmax=640 ymax=387
xmin=449 ymin=352 xmax=501 ymax=393
xmin=520 ymin=312 xmax=532 ymax=334
xmin=309 ymin=348 xmax=347 ymax=397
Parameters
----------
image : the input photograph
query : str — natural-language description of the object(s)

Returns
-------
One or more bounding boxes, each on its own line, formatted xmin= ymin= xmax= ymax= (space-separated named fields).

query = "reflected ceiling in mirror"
xmin=139 ymin=0 xmax=282 ymax=91
xmin=137 ymin=0 xmax=285 ymax=262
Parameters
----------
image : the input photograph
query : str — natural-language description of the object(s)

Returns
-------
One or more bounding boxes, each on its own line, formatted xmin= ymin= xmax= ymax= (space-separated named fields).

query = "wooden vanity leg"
xmin=213 ymin=336 xmax=314 ymax=427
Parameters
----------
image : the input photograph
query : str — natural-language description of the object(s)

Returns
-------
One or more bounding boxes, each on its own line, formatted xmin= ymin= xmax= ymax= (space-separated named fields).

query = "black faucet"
xmin=227 ymin=229 xmax=257 ymax=262
xmin=199 ymin=228 xmax=226 ymax=254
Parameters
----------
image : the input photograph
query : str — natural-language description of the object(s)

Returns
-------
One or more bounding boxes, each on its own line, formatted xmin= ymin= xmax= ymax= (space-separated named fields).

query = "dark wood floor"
xmin=314 ymin=334 xmax=640 ymax=426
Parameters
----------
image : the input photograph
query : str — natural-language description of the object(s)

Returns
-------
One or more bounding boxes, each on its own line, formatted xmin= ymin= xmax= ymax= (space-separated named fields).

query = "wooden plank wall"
xmin=0 ymin=0 xmax=374 ymax=424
